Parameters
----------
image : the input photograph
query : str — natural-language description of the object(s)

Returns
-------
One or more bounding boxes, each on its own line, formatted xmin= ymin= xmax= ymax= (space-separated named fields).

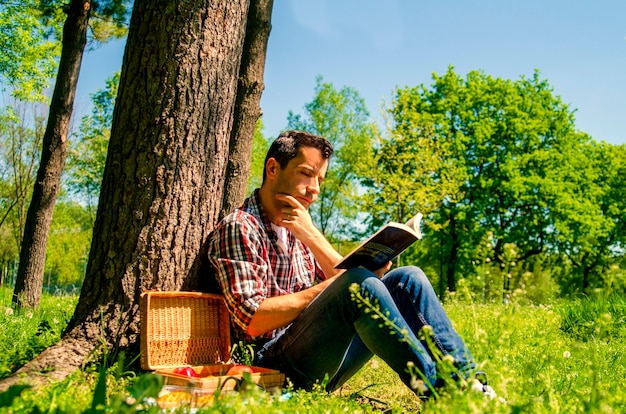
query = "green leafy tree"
xmin=0 ymin=224 xmax=18 ymax=287
xmin=0 ymin=1 xmax=62 ymax=101
xmin=552 ymin=141 xmax=626 ymax=293
xmin=382 ymin=67 xmax=589 ymax=292
xmin=44 ymin=200 xmax=92 ymax=288
xmin=0 ymin=103 xmax=45 ymax=250
xmin=66 ymin=72 xmax=119 ymax=220
xmin=287 ymin=76 xmax=379 ymax=240
xmin=358 ymin=121 xmax=464 ymax=278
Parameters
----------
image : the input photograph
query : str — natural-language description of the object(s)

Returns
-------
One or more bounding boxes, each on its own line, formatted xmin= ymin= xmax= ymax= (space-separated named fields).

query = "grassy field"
xmin=1 ymin=286 xmax=625 ymax=413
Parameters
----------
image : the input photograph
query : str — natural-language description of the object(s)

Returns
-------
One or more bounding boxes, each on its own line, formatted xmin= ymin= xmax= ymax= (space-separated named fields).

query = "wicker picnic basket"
xmin=139 ymin=291 xmax=284 ymax=394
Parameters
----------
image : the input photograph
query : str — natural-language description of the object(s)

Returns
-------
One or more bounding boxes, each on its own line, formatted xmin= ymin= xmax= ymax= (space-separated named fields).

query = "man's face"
xmin=269 ymin=146 xmax=328 ymax=210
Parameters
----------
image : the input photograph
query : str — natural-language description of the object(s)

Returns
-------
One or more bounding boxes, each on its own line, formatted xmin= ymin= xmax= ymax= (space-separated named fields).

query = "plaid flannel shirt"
xmin=207 ymin=190 xmax=326 ymax=344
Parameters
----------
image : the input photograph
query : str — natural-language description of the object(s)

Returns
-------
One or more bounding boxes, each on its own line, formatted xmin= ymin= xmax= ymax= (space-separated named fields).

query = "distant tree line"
xmin=288 ymin=70 xmax=626 ymax=301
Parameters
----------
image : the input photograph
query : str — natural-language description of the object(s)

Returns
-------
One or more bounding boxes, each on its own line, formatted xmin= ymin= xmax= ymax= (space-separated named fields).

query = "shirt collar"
xmin=245 ymin=189 xmax=278 ymax=243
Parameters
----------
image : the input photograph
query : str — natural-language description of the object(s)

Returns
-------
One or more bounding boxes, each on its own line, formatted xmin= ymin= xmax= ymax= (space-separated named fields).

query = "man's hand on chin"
xmin=275 ymin=193 xmax=344 ymax=278
xmin=275 ymin=193 xmax=316 ymax=240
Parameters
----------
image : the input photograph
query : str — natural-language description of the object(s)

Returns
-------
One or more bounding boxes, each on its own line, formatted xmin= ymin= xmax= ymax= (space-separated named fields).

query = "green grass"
xmin=2 ymin=286 xmax=626 ymax=413
xmin=557 ymin=295 xmax=626 ymax=342
xmin=0 ymin=287 xmax=77 ymax=379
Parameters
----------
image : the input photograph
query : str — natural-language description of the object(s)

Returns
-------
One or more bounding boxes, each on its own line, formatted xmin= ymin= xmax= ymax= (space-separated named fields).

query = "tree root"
xmin=0 ymin=336 xmax=93 ymax=393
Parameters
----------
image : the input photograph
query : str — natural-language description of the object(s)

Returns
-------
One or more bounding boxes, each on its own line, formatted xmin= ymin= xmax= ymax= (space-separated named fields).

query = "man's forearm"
xmin=247 ymin=277 xmax=335 ymax=338
xmin=298 ymin=225 xmax=344 ymax=279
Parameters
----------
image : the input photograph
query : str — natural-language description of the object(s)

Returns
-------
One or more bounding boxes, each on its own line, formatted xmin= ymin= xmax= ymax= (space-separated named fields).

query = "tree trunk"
xmin=12 ymin=0 xmax=91 ymax=309
xmin=0 ymin=0 xmax=266 ymax=392
xmin=220 ymin=0 xmax=274 ymax=219
xmin=446 ymin=215 xmax=458 ymax=292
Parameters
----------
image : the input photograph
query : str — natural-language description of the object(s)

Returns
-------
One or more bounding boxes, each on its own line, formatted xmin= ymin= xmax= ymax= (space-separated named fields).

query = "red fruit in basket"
xmin=173 ymin=366 xmax=199 ymax=378
xmin=226 ymin=364 xmax=254 ymax=376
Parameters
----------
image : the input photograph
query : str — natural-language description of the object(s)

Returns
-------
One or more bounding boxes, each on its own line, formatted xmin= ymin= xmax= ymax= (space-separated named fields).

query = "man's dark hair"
xmin=262 ymin=130 xmax=334 ymax=182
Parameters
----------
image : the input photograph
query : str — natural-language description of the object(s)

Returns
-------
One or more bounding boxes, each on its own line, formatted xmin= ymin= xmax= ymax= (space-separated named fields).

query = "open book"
xmin=335 ymin=212 xmax=423 ymax=271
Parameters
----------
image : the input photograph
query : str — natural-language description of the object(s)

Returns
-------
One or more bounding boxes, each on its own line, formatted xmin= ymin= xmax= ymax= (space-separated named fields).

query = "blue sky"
xmin=76 ymin=0 xmax=626 ymax=145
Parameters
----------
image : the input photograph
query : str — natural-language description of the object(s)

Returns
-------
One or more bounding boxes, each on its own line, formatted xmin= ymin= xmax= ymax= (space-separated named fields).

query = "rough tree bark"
xmin=0 ymin=0 xmax=273 ymax=392
xmin=220 ymin=0 xmax=274 ymax=219
xmin=12 ymin=0 xmax=91 ymax=309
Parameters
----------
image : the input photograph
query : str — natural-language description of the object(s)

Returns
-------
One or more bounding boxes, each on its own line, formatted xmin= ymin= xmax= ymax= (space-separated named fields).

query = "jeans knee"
xmin=343 ymin=268 xmax=388 ymax=296
xmin=384 ymin=265 xmax=429 ymax=286
xmin=406 ymin=265 xmax=429 ymax=284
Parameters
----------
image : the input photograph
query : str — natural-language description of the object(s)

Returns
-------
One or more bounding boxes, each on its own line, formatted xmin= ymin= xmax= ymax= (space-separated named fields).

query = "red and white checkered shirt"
xmin=208 ymin=190 xmax=326 ymax=343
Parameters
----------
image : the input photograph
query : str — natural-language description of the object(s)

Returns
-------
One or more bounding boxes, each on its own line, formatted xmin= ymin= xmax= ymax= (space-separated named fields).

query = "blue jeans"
xmin=255 ymin=266 xmax=475 ymax=394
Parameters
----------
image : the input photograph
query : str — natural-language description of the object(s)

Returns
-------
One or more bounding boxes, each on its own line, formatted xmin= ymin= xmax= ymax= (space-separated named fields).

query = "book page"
xmin=335 ymin=225 xmax=419 ymax=270
xmin=404 ymin=212 xmax=423 ymax=238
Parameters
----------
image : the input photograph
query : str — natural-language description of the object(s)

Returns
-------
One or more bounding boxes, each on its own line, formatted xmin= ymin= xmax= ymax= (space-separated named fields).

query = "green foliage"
xmin=445 ymin=243 xmax=562 ymax=305
xmin=245 ymin=118 xmax=269 ymax=195
xmin=0 ymin=0 xmax=132 ymax=293
xmin=0 ymin=102 xmax=45 ymax=229
xmin=0 ymin=384 xmax=31 ymax=408
xmin=287 ymin=76 xmax=381 ymax=240
xmin=67 ymin=72 xmax=119 ymax=212
xmin=360 ymin=113 xmax=460 ymax=230
xmin=37 ymin=0 xmax=132 ymax=44
xmin=0 ymin=102 xmax=46 ymax=285
xmin=0 ymin=1 xmax=62 ymax=101
xmin=45 ymin=200 xmax=93 ymax=287
xmin=373 ymin=66 xmax=624 ymax=295
xmin=87 ymin=0 xmax=133 ymax=42
xmin=230 ymin=340 xmax=255 ymax=366
xmin=0 ymin=0 xmax=131 ymax=100
xmin=550 ymin=142 xmax=626 ymax=292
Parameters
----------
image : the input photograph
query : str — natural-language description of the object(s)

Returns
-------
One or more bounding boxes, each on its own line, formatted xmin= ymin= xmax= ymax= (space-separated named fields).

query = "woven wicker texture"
xmin=140 ymin=291 xmax=231 ymax=370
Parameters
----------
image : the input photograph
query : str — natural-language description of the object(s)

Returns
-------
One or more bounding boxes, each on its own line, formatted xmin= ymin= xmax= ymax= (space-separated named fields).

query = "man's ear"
xmin=265 ymin=158 xmax=278 ymax=180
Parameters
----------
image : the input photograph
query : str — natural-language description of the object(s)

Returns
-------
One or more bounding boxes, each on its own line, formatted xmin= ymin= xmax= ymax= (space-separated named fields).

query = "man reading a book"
xmin=207 ymin=130 xmax=496 ymax=398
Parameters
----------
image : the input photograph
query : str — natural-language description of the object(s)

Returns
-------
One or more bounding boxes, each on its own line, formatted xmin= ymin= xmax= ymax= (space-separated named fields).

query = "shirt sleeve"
xmin=313 ymin=257 xmax=326 ymax=283
xmin=207 ymin=212 xmax=270 ymax=335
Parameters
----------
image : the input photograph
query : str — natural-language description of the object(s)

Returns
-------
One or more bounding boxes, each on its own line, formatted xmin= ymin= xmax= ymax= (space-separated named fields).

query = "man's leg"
xmin=382 ymin=266 xmax=475 ymax=377
xmin=256 ymin=268 xmax=439 ymax=393
xmin=326 ymin=266 xmax=475 ymax=392
xmin=324 ymin=334 xmax=370 ymax=392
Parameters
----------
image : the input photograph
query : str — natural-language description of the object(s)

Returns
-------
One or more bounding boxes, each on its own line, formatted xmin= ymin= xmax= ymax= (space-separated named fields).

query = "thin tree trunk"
xmin=439 ymin=230 xmax=445 ymax=300
xmin=12 ymin=0 xmax=91 ymax=309
xmin=447 ymin=215 xmax=458 ymax=292
xmin=220 ymin=0 xmax=274 ymax=219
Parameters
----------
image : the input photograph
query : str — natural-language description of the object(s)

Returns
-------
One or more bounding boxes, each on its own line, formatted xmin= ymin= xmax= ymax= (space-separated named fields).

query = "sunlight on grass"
xmin=337 ymin=299 xmax=626 ymax=412
xmin=0 ymin=287 xmax=78 ymax=379
xmin=2 ymin=286 xmax=626 ymax=413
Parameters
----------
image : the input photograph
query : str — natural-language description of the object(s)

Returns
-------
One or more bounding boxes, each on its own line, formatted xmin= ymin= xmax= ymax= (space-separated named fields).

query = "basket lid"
xmin=140 ymin=291 xmax=231 ymax=370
